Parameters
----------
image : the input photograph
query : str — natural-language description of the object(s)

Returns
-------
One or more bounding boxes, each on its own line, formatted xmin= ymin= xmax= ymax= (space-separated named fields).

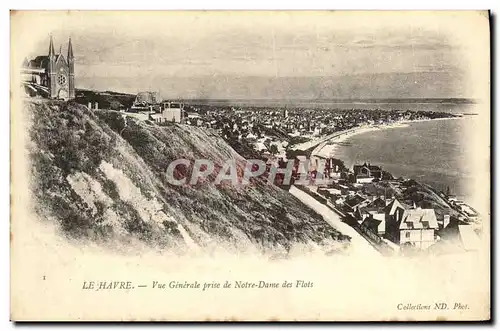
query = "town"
xmin=20 ymin=36 xmax=480 ymax=257
xmin=78 ymin=89 xmax=479 ymax=256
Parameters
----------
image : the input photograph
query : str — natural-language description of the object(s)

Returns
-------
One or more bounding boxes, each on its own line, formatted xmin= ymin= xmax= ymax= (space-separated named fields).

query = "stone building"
xmin=22 ymin=36 xmax=75 ymax=100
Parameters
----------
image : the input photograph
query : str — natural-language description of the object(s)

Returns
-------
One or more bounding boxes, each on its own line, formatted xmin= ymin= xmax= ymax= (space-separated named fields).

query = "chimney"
xmin=88 ymin=102 xmax=92 ymax=109
xmin=94 ymin=102 xmax=99 ymax=110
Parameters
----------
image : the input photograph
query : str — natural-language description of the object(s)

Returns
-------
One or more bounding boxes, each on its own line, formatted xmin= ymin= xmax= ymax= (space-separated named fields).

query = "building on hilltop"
xmin=22 ymin=35 xmax=75 ymax=100
xmin=130 ymin=91 xmax=161 ymax=112
xmin=137 ymin=91 xmax=160 ymax=104
xmin=159 ymin=101 xmax=184 ymax=123
xmin=127 ymin=93 xmax=185 ymax=124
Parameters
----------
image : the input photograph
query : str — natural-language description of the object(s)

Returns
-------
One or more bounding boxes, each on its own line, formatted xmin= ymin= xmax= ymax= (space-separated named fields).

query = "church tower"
xmin=48 ymin=35 xmax=57 ymax=99
xmin=67 ymin=37 xmax=75 ymax=100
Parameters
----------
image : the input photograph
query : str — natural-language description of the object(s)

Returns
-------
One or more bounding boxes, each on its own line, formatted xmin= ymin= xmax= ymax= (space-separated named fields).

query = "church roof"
xmin=29 ymin=56 xmax=49 ymax=68
xmin=27 ymin=54 xmax=65 ymax=69
xmin=56 ymin=53 xmax=67 ymax=66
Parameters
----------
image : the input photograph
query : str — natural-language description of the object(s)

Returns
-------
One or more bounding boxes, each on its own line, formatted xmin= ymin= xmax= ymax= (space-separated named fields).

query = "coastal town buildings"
xmin=355 ymin=195 xmax=439 ymax=250
xmin=397 ymin=208 xmax=439 ymax=249
xmin=125 ymin=92 xmax=186 ymax=124
xmin=19 ymin=67 xmax=478 ymax=255
xmin=353 ymin=163 xmax=383 ymax=183
xmin=436 ymin=216 xmax=481 ymax=252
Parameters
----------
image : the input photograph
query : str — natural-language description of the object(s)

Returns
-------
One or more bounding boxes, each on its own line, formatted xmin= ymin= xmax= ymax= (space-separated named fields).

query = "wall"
xmin=162 ymin=108 xmax=182 ymax=123
xmin=400 ymin=229 xmax=436 ymax=249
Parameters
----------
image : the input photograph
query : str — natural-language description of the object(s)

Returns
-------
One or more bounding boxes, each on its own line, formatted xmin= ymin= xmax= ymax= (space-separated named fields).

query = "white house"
xmin=399 ymin=208 xmax=439 ymax=250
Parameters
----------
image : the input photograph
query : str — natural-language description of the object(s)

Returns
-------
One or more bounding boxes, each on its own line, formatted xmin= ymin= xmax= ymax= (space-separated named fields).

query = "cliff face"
xmin=26 ymin=100 xmax=350 ymax=255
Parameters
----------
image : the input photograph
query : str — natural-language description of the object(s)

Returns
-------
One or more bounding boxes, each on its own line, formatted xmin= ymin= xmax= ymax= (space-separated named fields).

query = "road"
xmin=289 ymin=186 xmax=381 ymax=258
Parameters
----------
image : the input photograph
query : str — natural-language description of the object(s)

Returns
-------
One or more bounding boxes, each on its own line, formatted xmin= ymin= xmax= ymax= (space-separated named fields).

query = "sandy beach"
xmin=312 ymin=122 xmax=407 ymax=159
xmin=312 ymin=117 xmax=465 ymax=159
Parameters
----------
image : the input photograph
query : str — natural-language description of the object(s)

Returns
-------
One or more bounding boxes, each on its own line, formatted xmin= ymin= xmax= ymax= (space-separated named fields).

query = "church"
xmin=22 ymin=36 xmax=75 ymax=100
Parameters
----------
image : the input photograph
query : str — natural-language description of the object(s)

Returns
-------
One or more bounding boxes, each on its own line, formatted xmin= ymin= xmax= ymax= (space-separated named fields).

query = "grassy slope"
xmin=27 ymin=100 xmax=350 ymax=255
xmin=74 ymin=89 xmax=136 ymax=110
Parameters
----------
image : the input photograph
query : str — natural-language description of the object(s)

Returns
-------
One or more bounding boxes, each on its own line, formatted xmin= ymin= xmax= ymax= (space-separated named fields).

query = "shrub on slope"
xmin=26 ymin=100 xmax=350 ymax=255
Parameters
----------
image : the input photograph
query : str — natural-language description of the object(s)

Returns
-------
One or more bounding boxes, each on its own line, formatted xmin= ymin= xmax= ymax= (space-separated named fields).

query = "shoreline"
xmin=311 ymin=115 xmax=478 ymax=211
xmin=312 ymin=116 xmax=463 ymax=159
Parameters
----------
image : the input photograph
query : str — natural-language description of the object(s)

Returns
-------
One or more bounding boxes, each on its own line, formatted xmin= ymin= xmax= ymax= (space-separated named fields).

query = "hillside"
xmin=25 ymin=100 xmax=350 ymax=255
xmin=74 ymin=89 xmax=136 ymax=110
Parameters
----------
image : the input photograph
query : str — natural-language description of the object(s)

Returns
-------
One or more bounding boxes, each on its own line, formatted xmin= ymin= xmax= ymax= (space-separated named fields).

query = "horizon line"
xmin=75 ymin=88 xmax=478 ymax=103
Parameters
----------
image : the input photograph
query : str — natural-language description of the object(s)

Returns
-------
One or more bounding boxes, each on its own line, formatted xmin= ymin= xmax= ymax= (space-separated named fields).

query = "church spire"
xmin=48 ymin=35 xmax=57 ymax=99
xmin=48 ymin=34 xmax=55 ymax=58
xmin=67 ymin=37 xmax=74 ymax=60
xmin=67 ymin=36 xmax=75 ymax=100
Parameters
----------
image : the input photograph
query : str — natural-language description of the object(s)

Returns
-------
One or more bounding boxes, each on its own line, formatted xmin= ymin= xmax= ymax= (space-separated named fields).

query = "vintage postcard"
xmin=10 ymin=10 xmax=490 ymax=321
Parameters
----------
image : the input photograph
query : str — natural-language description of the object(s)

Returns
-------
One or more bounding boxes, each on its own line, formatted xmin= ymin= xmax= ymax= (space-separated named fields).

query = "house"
xmin=384 ymin=198 xmax=409 ymax=243
xmin=354 ymin=206 xmax=371 ymax=222
xmin=161 ymin=102 xmax=184 ymax=123
xmin=398 ymin=208 xmax=439 ymax=250
xmin=343 ymin=193 xmax=370 ymax=212
xmin=366 ymin=196 xmax=388 ymax=209
xmin=361 ymin=212 xmax=386 ymax=236
xmin=353 ymin=162 xmax=383 ymax=183
xmin=435 ymin=216 xmax=481 ymax=252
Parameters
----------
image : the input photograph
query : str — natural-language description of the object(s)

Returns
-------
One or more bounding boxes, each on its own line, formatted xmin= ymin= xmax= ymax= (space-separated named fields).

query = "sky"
xmin=17 ymin=11 xmax=488 ymax=100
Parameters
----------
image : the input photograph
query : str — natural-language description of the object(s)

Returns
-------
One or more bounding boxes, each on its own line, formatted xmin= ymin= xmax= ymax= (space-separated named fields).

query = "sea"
xmin=329 ymin=102 xmax=486 ymax=204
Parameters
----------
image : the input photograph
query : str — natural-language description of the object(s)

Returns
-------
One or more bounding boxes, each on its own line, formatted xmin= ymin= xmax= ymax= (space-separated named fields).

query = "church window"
xmin=57 ymin=74 xmax=67 ymax=86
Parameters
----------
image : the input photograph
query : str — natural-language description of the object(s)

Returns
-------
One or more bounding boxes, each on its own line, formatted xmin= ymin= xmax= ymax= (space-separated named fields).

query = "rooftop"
xmin=400 ymin=208 xmax=439 ymax=230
